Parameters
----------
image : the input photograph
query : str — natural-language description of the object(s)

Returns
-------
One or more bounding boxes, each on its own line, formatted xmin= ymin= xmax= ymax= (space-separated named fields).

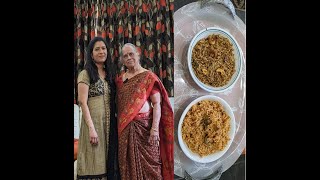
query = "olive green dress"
xmin=77 ymin=70 xmax=110 ymax=180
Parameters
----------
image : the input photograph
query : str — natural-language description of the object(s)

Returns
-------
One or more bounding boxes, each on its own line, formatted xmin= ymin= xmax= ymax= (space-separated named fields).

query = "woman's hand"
xmin=149 ymin=91 xmax=161 ymax=146
xmin=89 ymin=127 xmax=99 ymax=145
xmin=148 ymin=128 xmax=160 ymax=146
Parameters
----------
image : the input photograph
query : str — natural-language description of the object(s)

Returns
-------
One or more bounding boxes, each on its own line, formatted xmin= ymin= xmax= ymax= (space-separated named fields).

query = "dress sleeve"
xmin=150 ymin=84 xmax=160 ymax=95
xmin=77 ymin=70 xmax=90 ymax=86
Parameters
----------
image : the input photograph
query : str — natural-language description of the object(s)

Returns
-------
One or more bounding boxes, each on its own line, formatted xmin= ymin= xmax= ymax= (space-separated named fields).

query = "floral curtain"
xmin=74 ymin=0 xmax=174 ymax=100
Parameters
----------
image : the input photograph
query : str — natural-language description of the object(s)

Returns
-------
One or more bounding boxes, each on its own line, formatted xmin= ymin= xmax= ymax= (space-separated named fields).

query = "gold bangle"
xmin=151 ymin=127 xmax=158 ymax=132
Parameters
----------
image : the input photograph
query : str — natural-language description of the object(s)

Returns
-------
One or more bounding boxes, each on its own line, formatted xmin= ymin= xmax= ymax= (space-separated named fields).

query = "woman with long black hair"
xmin=76 ymin=36 xmax=119 ymax=180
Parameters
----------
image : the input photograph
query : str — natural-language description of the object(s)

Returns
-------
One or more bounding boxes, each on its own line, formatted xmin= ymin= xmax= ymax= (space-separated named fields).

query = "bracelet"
xmin=151 ymin=127 xmax=158 ymax=132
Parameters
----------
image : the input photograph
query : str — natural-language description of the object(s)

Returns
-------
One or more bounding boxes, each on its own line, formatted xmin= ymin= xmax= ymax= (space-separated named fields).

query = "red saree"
xmin=116 ymin=71 xmax=174 ymax=180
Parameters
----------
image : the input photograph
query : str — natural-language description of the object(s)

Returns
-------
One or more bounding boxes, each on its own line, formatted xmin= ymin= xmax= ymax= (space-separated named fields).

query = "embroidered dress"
xmin=77 ymin=70 xmax=110 ymax=180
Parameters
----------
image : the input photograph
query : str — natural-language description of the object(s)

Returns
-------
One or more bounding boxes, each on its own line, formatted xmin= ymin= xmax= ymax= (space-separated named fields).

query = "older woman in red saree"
xmin=115 ymin=43 xmax=174 ymax=180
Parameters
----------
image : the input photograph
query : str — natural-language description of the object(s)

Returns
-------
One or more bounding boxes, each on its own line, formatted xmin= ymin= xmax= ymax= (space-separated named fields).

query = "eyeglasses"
xmin=122 ymin=52 xmax=135 ymax=60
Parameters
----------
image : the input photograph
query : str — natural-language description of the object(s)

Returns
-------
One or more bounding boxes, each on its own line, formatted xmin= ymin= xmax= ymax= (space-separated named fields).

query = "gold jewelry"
xmin=151 ymin=127 xmax=158 ymax=132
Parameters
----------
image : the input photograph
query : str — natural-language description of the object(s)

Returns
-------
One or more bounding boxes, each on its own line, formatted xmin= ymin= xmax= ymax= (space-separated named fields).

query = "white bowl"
xmin=178 ymin=95 xmax=236 ymax=163
xmin=187 ymin=27 xmax=242 ymax=93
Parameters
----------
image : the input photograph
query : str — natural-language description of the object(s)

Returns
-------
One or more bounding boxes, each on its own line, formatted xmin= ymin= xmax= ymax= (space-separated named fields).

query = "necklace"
xmin=125 ymin=67 xmax=143 ymax=79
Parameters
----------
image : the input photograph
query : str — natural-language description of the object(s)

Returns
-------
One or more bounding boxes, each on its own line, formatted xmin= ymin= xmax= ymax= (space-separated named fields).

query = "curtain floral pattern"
xmin=74 ymin=0 xmax=174 ymax=100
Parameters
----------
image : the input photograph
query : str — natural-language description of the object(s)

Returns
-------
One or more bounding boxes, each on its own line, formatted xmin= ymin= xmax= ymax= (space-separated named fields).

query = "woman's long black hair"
xmin=85 ymin=36 xmax=115 ymax=86
xmin=85 ymin=36 xmax=120 ymax=179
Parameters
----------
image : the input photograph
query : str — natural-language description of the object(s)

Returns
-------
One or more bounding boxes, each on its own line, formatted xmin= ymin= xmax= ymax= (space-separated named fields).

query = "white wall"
xmin=74 ymin=104 xmax=80 ymax=139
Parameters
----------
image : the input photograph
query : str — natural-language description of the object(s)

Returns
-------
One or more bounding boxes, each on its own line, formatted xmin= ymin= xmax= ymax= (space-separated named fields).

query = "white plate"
xmin=187 ymin=27 xmax=242 ymax=93
xmin=178 ymin=95 xmax=236 ymax=163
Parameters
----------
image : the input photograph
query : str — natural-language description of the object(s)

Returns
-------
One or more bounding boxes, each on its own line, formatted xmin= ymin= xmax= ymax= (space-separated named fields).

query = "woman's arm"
xmin=78 ymin=83 xmax=99 ymax=145
xmin=149 ymin=92 xmax=161 ymax=145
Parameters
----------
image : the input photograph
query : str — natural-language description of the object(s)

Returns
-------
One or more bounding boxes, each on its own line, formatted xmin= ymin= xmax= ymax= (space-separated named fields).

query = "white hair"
xmin=121 ymin=43 xmax=138 ymax=56
xmin=120 ymin=43 xmax=140 ymax=63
